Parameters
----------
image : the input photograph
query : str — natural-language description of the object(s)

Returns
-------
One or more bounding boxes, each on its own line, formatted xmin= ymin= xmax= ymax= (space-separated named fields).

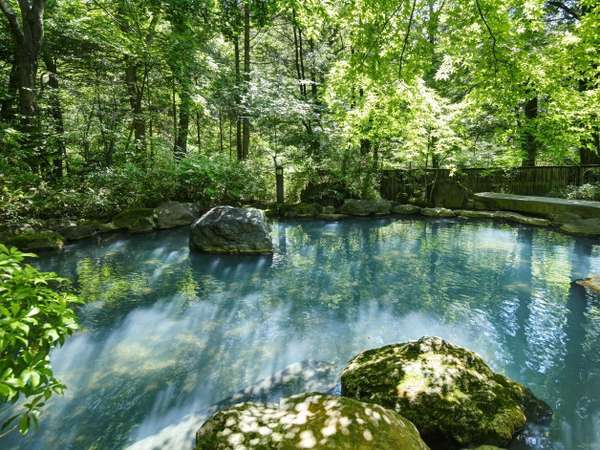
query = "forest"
xmin=1 ymin=0 xmax=599 ymax=228
xmin=1 ymin=0 xmax=600 ymax=448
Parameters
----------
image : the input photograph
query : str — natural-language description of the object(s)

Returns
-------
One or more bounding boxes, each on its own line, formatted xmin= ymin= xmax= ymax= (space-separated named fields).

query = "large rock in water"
xmin=195 ymin=393 xmax=429 ymax=450
xmin=341 ymin=336 xmax=552 ymax=449
xmin=112 ymin=208 xmax=156 ymax=233
xmin=190 ymin=206 xmax=273 ymax=254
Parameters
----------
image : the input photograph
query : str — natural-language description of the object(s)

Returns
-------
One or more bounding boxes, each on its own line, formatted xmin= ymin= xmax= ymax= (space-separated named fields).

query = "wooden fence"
xmin=380 ymin=165 xmax=600 ymax=200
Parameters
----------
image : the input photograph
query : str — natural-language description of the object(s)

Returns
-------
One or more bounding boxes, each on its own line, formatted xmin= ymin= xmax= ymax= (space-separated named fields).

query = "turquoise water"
xmin=1 ymin=217 xmax=600 ymax=450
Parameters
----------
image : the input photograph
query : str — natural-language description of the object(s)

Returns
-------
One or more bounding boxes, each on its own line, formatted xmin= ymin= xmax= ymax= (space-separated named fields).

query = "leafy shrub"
xmin=0 ymin=245 xmax=81 ymax=434
xmin=561 ymin=184 xmax=600 ymax=201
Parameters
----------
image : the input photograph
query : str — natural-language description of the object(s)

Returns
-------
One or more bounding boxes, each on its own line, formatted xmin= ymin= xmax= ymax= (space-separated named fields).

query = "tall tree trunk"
xmin=234 ymin=36 xmax=243 ymax=160
xmin=0 ymin=0 xmax=46 ymax=163
xmin=42 ymin=53 xmax=65 ymax=178
xmin=241 ymin=0 xmax=250 ymax=159
xmin=125 ymin=57 xmax=146 ymax=158
xmin=174 ymin=78 xmax=191 ymax=158
xmin=521 ymin=96 xmax=538 ymax=167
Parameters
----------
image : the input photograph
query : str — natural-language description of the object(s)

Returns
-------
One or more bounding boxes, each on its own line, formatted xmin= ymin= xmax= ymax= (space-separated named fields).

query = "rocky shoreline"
xmin=1 ymin=195 xmax=598 ymax=253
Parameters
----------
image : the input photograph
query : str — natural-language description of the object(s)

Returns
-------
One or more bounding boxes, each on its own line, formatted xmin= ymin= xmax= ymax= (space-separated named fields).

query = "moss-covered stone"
xmin=1 ymin=230 xmax=64 ymax=251
xmin=341 ymin=336 xmax=552 ymax=449
xmin=392 ymin=204 xmax=422 ymax=215
xmin=340 ymin=199 xmax=392 ymax=216
xmin=112 ymin=208 xmax=156 ymax=233
xmin=421 ymin=207 xmax=457 ymax=218
xmin=60 ymin=220 xmax=104 ymax=240
xmin=195 ymin=393 xmax=429 ymax=450
xmin=280 ymin=202 xmax=322 ymax=218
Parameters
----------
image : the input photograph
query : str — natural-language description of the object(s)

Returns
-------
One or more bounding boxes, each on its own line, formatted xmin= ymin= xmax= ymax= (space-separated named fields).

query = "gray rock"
xmin=455 ymin=210 xmax=496 ymax=219
xmin=340 ymin=199 xmax=392 ymax=216
xmin=341 ymin=336 xmax=552 ymax=449
xmin=474 ymin=192 xmax=600 ymax=220
xmin=421 ymin=207 xmax=457 ymax=217
xmin=156 ymin=201 xmax=196 ymax=229
xmin=495 ymin=211 xmax=550 ymax=227
xmin=432 ymin=180 xmax=469 ymax=209
xmin=190 ymin=206 xmax=273 ymax=254
xmin=560 ymin=218 xmax=600 ymax=237
xmin=392 ymin=204 xmax=422 ymax=215
xmin=60 ymin=221 xmax=103 ymax=240
xmin=195 ymin=393 xmax=429 ymax=450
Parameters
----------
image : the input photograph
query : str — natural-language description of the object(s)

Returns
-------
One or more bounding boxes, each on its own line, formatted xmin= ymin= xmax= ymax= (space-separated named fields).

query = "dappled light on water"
xmin=1 ymin=218 xmax=599 ymax=449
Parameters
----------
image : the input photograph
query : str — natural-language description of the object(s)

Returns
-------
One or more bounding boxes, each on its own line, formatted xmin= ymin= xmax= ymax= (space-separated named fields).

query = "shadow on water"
xmin=1 ymin=219 xmax=599 ymax=449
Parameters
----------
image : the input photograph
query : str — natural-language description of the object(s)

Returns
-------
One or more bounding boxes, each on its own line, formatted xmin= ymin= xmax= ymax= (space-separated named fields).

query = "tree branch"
xmin=475 ymin=0 xmax=498 ymax=76
xmin=548 ymin=0 xmax=580 ymax=21
xmin=0 ymin=0 xmax=23 ymax=41
xmin=398 ymin=0 xmax=417 ymax=78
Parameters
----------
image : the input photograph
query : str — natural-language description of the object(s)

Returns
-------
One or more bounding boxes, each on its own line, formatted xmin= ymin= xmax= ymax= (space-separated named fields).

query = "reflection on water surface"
xmin=1 ymin=217 xmax=600 ymax=450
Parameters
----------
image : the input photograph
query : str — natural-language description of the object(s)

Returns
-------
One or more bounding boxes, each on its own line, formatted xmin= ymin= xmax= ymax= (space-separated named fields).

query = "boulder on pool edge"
xmin=341 ymin=336 xmax=552 ymax=449
xmin=190 ymin=206 xmax=273 ymax=254
xmin=195 ymin=393 xmax=430 ymax=450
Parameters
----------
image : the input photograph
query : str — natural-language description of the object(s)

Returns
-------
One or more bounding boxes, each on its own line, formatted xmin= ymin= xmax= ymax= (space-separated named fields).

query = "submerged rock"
xmin=560 ymin=218 xmax=600 ymax=237
xmin=195 ymin=393 xmax=429 ymax=450
xmin=576 ymin=276 xmax=600 ymax=294
xmin=340 ymin=199 xmax=392 ymax=216
xmin=494 ymin=211 xmax=550 ymax=227
xmin=421 ymin=207 xmax=457 ymax=218
xmin=156 ymin=201 xmax=197 ymax=229
xmin=190 ymin=206 xmax=273 ymax=254
xmin=341 ymin=336 xmax=551 ymax=449
xmin=392 ymin=204 xmax=422 ymax=215
xmin=112 ymin=208 xmax=157 ymax=233
xmin=1 ymin=230 xmax=64 ymax=251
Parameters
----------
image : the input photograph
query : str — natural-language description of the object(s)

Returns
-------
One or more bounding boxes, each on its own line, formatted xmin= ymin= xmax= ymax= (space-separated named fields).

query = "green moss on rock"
xmin=341 ymin=336 xmax=552 ymax=449
xmin=196 ymin=393 xmax=429 ymax=450
xmin=112 ymin=208 xmax=156 ymax=233
xmin=2 ymin=231 xmax=64 ymax=251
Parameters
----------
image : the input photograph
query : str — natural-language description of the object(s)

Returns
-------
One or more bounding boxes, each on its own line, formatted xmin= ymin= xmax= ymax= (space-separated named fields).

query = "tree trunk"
xmin=0 ymin=0 xmax=46 ymax=160
xmin=234 ymin=36 xmax=243 ymax=160
xmin=125 ymin=57 xmax=146 ymax=157
xmin=521 ymin=96 xmax=538 ymax=167
xmin=174 ymin=78 xmax=191 ymax=158
xmin=241 ymin=0 xmax=250 ymax=159
xmin=42 ymin=53 xmax=65 ymax=178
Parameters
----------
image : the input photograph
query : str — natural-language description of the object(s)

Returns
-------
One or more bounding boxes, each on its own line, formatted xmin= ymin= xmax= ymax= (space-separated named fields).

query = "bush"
xmin=561 ymin=184 xmax=600 ymax=201
xmin=0 ymin=154 xmax=272 ymax=228
xmin=0 ymin=245 xmax=81 ymax=434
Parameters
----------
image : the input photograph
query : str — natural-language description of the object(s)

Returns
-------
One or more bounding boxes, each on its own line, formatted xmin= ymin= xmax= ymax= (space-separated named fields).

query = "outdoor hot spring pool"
xmin=2 ymin=217 xmax=600 ymax=450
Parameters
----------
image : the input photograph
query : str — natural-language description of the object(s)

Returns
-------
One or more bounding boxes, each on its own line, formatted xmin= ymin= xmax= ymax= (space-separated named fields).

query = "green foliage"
xmin=0 ymin=245 xmax=81 ymax=434
xmin=560 ymin=184 xmax=600 ymax=202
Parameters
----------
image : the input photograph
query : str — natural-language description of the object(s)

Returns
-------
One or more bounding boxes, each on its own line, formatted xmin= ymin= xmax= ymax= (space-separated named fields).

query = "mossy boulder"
xmin=341 ymin=336 xmax=552 ymax=449
xmin=432 ymin=180 xmax=469 ymax=209
xmin=280 ymin=202 xmax=322 ymax=218
xmin=340 ymin=199 xmax=392 ymax=216
xmin=392 ymin=204 xmax=422 ymax=215
xmin=59 ymin=220 xmax=104 ymax=240
xmin=155 ymin=201 xmax=197 ymax=229
xmin=112 ymin=208 xmax=156 ymax=233
xmin=190 ymin=206 xmax=273 ymax=254
xmin=195 ymin=393 xmax=429 ymax=450
xmin=2 ymin=230 xmax=64 ymax=251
